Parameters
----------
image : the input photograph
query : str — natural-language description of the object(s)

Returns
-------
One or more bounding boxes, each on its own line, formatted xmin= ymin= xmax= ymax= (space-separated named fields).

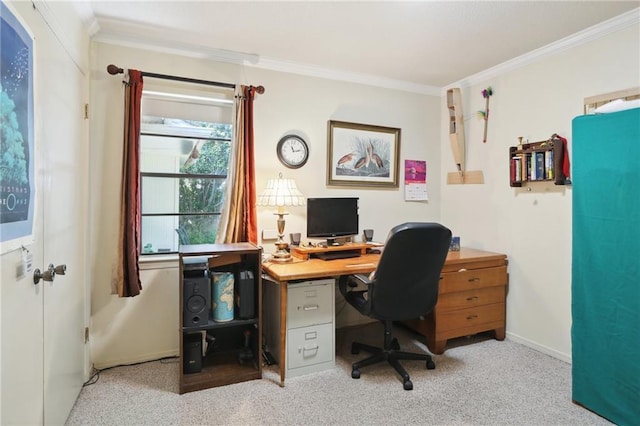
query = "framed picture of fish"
xmin=327 ymin=120 xmax=401 ymax=188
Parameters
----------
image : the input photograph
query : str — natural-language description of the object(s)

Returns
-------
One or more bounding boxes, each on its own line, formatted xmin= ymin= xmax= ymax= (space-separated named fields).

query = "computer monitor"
xmin=306 ymin=197 xmax=359 ymax=246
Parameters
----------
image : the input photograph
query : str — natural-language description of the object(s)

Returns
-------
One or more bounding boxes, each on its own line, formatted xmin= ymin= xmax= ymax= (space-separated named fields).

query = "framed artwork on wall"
xmin=327 ymin=120 xmax=400 ymax=188
xmin=1 ymin=2 xmax=35 ymax=253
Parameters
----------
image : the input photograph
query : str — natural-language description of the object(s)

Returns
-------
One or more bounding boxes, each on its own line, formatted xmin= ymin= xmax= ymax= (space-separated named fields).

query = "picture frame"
xmin=327 ymin=120 xmax=401 ymax=187
xmin=1 ymin=2 xmax=35 ymax=254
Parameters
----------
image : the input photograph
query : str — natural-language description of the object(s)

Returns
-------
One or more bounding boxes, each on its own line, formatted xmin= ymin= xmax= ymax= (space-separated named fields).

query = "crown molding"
xmin=93 ymin=33 xmax=439 ymax=95
xmin=443 ymin=7 xmax=640 ymax=94
xmin=253 ymin=57 xmax=440 ymax=96
xmin=93 ymin=32 xmax=260 ymax=66
xmin=91 ymin=19 xmax=439 ymax=95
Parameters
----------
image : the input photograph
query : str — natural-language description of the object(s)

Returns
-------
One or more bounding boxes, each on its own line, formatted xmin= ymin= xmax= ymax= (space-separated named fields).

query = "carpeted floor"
xmin=66 ymin=323 xmax=611 ymax=425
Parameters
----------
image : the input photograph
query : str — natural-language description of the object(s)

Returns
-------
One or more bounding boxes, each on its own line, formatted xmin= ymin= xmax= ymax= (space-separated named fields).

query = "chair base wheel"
xmin=352 ymin=368 xmax=360 ymax=379
xmin=427 ymin=359 xmax=435 ymax=369
xmin=403 ymin=379 xmax=413 ymax=390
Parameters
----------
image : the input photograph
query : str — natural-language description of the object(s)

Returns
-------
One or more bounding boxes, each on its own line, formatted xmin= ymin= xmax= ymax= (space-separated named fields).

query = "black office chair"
xmin=338 ymin=222 xmax=451 ymax=390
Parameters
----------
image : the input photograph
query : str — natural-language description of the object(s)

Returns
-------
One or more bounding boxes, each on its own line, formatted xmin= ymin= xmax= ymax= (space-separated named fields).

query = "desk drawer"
xmin=287 ymin=323 xmax=334 ymax=370
xmin=288 ymin=279 xmax=334 ymax=329
xmin=440 ymin=266 xmax=507 ymax=294
xmin=436 ymin=286 xmax=505 ymax=311
xmin=434 ymin=302 xmax=505 ymax=334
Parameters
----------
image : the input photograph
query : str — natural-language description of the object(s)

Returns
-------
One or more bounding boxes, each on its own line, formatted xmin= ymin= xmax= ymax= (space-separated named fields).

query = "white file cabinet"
xmin=264 ymin=278 xmax=335 ymax=378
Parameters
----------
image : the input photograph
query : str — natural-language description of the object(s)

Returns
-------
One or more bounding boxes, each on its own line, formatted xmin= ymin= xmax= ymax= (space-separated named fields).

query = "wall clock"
xmin=276 ymin=135 xmax=309 ymax=169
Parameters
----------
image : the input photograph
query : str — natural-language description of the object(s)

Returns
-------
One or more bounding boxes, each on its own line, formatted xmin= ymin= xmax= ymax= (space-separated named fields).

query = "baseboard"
xmin=506 ymin=331 xmax=571 ymax=364
xmin=93 ymin=349 xmax=179 ymax=370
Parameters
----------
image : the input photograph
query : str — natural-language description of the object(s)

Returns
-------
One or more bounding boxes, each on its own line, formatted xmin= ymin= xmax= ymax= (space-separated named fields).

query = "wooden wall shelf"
xmin=509 ymin=136 xmax=569 ymax=187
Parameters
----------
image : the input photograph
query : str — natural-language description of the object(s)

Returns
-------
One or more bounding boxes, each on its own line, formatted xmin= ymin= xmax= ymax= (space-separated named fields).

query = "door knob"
xmin=54 ymin=264 xmax=67 ymax=275
xmin=33 ymin=264 xmax=56 ymax=285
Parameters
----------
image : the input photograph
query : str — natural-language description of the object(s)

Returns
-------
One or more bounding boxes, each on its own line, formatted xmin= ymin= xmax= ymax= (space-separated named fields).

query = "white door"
xmin=0 ymin=2 xmax=87 ymax=424
xmin=1 ymin=2 xmax=45 ymax=423
xmin=40 ymin=22 xmax=88 ymax=425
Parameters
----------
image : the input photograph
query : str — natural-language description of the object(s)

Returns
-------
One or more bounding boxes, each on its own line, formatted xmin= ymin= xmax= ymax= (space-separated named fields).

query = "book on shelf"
xmin=535 ymin=151 xmax=545 ymax=180
xmin=511 ymin=156 xmax=522 ymax=182
xmin=529 ymin=153 xmax=537 ymax=180
xmin=545 ymin=150 xmax=554 ymax=180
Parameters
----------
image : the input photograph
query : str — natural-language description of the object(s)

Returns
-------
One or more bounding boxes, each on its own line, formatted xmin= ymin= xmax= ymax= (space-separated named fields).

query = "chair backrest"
xmin=368 ymin=222 xmax=452 ymax=321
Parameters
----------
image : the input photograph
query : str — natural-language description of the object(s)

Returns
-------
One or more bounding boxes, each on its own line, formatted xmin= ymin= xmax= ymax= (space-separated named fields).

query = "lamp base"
xmin=271 ymin=252 xmax=293 ymax=263
xmin=271 ymin=241 xmax=293 ymax=263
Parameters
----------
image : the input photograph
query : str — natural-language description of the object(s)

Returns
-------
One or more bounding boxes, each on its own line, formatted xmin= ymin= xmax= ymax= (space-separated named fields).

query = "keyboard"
xmin=314 ymin=250 xmax=362 ymax=261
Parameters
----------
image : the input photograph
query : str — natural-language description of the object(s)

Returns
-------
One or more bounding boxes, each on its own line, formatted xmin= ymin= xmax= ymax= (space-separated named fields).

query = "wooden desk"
xmin=262 ymin=247 xmax=508 ymax=386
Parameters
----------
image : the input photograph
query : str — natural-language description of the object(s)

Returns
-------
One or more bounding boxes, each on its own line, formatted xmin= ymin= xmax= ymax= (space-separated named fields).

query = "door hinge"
xmin=84 ymin=327 xmax=89 ymax=343
xmin=84 ymin=103 xmax=89 ymax=119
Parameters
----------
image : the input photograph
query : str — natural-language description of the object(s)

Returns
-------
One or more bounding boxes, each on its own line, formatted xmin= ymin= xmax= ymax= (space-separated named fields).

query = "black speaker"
xmin=236 ymin=270 xmax=255 ymax=319
xmin=363 ymin=229 xmax=374 ymax=242
xmin=289 ymin=232 xmax=301 ymax=246
xmin=183 ymin=333 xmax=202 ymax=374
xmin=183 ymin=274 xmax=210 ymax=327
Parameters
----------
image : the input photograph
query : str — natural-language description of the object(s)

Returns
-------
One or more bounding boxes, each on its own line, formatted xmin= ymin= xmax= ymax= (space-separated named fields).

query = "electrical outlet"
xmin=262 ymin=229 xmax=278 ymax=240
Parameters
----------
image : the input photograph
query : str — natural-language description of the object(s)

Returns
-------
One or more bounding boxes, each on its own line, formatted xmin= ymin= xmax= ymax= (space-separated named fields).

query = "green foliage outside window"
xmin=178 ymin=122 xmax=232 ymax=244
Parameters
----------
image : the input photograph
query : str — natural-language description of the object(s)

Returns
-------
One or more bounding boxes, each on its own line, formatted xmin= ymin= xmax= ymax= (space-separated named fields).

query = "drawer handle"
xmin=302 ymin=304 xmax=319 ymax=311
xmin=468 ymin=277 xmax=481 ymax=283
xmin=300 ymin=345 xmax=319 ymax=355
xmin=466 ymin=315 xmax=478 ymax=320
xmin=466 ymin=296 xmax=479 ymax=301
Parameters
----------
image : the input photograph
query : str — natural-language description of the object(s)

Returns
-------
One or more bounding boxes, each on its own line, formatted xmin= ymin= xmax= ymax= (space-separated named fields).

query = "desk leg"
xmin=427 ymin=338 xmax=447 ymax=355
xmin=279 ymin=281 xmax=287 ymax=387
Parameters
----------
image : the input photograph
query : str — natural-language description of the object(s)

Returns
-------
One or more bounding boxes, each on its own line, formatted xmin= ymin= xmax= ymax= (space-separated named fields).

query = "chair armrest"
xmin=350 ymin=273 xmax=372 ymax=286
xmin=338 ymin=273 xmax=372 ymax=297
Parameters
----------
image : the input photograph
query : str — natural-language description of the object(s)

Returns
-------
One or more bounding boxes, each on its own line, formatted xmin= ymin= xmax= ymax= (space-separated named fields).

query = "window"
xmin=139 ymin=86 xmax=233 ymax=254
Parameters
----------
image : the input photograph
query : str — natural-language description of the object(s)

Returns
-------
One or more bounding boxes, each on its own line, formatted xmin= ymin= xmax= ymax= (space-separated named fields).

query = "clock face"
xmin=277 ymin=135 xmax=309 ymax=169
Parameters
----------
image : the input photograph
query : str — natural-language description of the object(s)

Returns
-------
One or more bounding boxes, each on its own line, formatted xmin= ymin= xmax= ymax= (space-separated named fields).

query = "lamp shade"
xmin=256 ymin=173 xmax=305 ymax=207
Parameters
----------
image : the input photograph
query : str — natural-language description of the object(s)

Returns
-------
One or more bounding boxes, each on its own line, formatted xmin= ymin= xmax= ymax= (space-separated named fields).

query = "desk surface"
xmin=262 ymin=247 xmax=507 ymax=282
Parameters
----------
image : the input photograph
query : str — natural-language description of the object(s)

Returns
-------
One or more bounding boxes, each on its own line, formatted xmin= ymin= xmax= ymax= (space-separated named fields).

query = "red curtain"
xmin=242 ymin=86 xmax=258 ymax=244
xmin=118 ymin=70 xmax=143 ymax=297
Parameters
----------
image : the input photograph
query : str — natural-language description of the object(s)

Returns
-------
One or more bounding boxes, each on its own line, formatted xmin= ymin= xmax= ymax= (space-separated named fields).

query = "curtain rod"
xmin=107 ymin=64 xmax=265 ymax=94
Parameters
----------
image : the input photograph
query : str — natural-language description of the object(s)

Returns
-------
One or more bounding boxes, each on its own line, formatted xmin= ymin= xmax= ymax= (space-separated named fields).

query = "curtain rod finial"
xmin=256 ymin=85 xmax=265 ymax=95
xmin=107 ymin=64 xmax=124 ymax=75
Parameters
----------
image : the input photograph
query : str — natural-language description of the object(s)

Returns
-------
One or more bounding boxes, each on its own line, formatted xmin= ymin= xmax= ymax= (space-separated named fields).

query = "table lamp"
xmin=257 ymin=173 xmax=305 ymax=262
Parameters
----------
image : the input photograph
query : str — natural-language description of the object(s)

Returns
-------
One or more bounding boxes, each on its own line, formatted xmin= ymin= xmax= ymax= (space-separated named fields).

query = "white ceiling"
xmin=84 ymin=1 xmax=639 ymax=92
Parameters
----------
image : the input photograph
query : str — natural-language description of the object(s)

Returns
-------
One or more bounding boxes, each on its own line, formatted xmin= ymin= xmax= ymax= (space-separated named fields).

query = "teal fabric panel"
xmin=571 ymin=108 xmax=640 ymax=425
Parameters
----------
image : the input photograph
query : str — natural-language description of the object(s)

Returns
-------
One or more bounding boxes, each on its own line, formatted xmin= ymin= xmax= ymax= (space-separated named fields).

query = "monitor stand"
xmin=323 ymin=238 xmax=342 ymax=247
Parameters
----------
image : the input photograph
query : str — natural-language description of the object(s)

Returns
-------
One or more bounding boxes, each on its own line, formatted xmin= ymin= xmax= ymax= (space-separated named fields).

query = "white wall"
xmin=89 ymin=42 xmax=440 ymax=368
xmin=440 ymin=23 xmax=640 ymax=361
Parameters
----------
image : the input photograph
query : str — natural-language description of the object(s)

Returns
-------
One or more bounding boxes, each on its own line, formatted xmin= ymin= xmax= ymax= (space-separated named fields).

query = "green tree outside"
xmin=178 ymin=122 xmax=231 ymax=244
